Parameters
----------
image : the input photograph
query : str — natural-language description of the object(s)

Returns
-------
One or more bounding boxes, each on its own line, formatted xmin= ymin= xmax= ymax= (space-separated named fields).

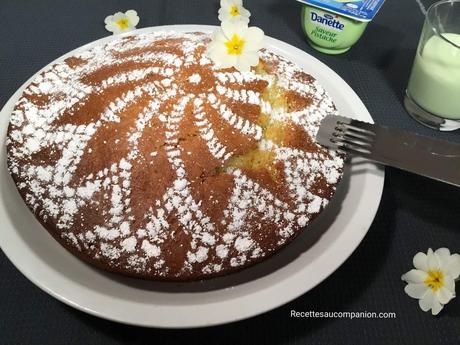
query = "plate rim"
xmin=0 ymin=24 xmax=385 ymax=328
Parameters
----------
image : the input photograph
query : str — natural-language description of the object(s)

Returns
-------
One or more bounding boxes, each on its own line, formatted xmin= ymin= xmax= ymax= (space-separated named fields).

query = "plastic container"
xmin=297 ymin=0 xmax=386 ymax=54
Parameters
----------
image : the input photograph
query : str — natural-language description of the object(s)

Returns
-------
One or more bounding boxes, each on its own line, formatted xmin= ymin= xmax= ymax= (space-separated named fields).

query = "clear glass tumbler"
xmin=404 ymin=0 xmax=460 ymax=131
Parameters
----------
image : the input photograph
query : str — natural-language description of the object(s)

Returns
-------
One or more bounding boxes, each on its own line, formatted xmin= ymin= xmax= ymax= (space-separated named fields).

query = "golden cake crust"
xmin=6 ymin=31 xmax=344 ymax=280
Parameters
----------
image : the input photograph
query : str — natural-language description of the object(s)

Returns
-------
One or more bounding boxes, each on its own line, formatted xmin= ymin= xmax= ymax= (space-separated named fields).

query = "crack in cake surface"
xmin=6 ymin=31 xmax=344 ymax=280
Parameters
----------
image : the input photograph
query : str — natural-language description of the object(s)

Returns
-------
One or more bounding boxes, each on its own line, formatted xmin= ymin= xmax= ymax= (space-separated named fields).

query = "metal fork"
xmin=316 ymin=115 xmax=460 ymax=187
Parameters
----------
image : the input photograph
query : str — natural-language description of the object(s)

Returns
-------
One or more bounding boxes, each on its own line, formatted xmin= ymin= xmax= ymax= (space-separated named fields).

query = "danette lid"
xmin=296 ymin=0 xmax=386 ymax=22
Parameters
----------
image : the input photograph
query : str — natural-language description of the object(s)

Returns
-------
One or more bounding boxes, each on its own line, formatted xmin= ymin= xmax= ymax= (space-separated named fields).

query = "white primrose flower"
xmin=104 ymin=10 xmax=139 ymax=34
xmin=207 ymin=21 xmax=264 ymax=72
xmin=401 ymin=248 xmax=460 ymax=315
xmin=218 ymin=0 xmax=251 ymax=24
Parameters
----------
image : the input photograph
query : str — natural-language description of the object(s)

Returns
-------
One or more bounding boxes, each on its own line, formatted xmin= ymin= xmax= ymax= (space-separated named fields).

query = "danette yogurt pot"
xmin=297 ymin=0 xmax=386 ymax=54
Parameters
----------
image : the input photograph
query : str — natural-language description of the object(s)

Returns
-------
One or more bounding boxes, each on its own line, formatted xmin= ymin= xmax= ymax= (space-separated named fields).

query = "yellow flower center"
xmin=424 ymin=270 xmax=444 ymax=292
xmin=230 ymin=5 xmax=240 ymax=16
xmin=225 ymin=34 xmax=246 ymax=55
xmin=116 ymin=18 xmax=129 ymax=30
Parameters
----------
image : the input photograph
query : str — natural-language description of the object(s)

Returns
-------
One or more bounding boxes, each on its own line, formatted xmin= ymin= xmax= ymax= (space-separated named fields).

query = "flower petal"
xmin=447 ymin=254 xmax=460 ymax=279
xmin=105 ymin=22 xmax=120 ymax=34
xmin=104 ymin=15 xmax=114 ymax=24
xmin=221 ymin=21 xmax=234 ymax=40
xmin=220 ymin=53 xmax=238 ymax=69
xmin=413 ymin=252 xmax=428 ymax=271
xmin=419 ymin=291 xmax=436 ymax=312
xmin=218 ymin=11 xmax=229 ymax=23
xmin=234 ymin=21 xmax=249 ymax=37
xmin=240 ymin=51 xmax=260 ymax=67
xmin=232 ymin=15 xmax=250 ymax=25
xmin=221 ymin=0 xmax=232 ymax=7
xmin=235 ymin=57 xmax=252 ymax=72
xmin=235 ymin=63 xmax=250 ymax=72
xmin=211 ymin=29 xmax=227 ymax=44
xmin=437 ymin=286 xmax=454 ymax=304
xmin=435 ymin=248 xmax=451 ymax=264
xmin=113 ymin=12 xmax=126 ymax=21
xmin=244 ymin=27 xmax=264 ymax=52
xmin=207 ymin=43 xmax=230 ymax=68
xmin=401 ymin=269 xmax=428 ymax=283
xmin=427 ymin=248 xmax=440 ymax=271
xmin=443 ymin=274 xmax=456 ymax=293
xmin=431 ymin=299 xmax=444 ymax=315
xmin=222 ymin=21 xmax=248 ymax=40
xmin=126 ymin=10 xmax=139 ymax=27
xmin=126 ymin=9 xmax=137 ymax=17
xmin=404 ymin=283 xmax=429 ymax=299
xmin=240 ymin=7 xmax=251 ymax=18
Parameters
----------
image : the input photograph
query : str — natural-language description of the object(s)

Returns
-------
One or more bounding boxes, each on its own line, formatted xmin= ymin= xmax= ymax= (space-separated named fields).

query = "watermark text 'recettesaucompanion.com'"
xmin=290 ymin=310 xmax=397 ymax=319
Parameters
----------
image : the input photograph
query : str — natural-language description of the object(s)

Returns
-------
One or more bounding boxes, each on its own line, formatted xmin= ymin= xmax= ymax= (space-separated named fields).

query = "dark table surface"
xmin=1 ymin=0 xmax=459 ymax=344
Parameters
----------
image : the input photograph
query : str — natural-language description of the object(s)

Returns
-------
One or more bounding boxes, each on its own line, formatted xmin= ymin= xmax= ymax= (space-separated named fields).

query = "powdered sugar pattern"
xmin=7 ymin=31 xmax=343 ymax=280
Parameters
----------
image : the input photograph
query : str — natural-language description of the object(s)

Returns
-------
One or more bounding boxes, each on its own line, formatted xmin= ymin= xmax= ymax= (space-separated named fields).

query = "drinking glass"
xmin=404 ymin=0 xmax=460 ymax=131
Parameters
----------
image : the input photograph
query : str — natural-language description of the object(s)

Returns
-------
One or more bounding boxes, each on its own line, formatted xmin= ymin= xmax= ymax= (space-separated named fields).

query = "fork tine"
xmin=342 ymin=134 xmax=373 ymax=147
xmin=339 ymin=122 xmax=376 ymax=136
xmin=340 ymin=146 xmax=372 ymax=158
xmin=331 ymin=137 xmax=372 ymax=154
xmin=334 ymin=129 xmax=375 ymax=145
xmin=341 ymin=126 xmax=376 ymax=140
xmin=346 ymin=119 xmax=377 ymax=134
xmin=316 ymin=115 xmax=376 ymax=153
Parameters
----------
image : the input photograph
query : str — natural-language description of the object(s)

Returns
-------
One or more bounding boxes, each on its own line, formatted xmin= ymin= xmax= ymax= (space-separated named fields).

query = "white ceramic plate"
xmin=0 ymin=25 xmax=384 ymax=328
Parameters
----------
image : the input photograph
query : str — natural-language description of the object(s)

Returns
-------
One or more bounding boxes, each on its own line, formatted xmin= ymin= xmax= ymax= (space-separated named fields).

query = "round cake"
xmin=6 ymin=31 xmax=344 ymax=280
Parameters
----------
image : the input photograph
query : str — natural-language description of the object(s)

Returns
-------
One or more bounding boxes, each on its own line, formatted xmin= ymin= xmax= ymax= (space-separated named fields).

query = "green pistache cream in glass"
xmin=296 ymin=0 xmax=386 ymax=54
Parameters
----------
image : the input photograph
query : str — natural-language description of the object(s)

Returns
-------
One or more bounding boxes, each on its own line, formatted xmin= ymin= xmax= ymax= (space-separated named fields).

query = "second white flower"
xmin=207 ymin=21 xmax=264 ymax=72
xmin=218 ymin=0 xmax=251 ymax=24
xmin=401 ymin=248 xmax=460 ymax=315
